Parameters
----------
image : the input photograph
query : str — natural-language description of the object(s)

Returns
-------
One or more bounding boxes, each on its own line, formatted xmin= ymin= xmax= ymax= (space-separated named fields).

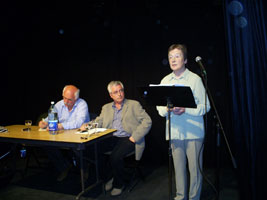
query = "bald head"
xmin=63 ymin=85 xmax=80 ymax=100
xmin=62 ymin=85 xmax=80 ymax=111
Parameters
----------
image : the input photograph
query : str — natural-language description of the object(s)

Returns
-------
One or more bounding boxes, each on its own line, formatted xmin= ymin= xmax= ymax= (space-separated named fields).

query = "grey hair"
xmin=107 ymin=81 xmax=124 ymax=93
xmin=74 ymin=89 xmax=80 ymax=100
xmin=62 ymin=85 xmax=80 ymax=100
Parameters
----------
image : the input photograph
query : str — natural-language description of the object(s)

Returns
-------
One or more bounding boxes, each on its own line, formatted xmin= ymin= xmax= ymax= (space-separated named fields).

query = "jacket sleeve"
xmin=130 ymin=102 xmax=152 ymax=143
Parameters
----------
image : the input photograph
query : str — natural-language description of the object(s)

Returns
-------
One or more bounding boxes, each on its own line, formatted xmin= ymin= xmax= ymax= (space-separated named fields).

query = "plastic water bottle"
xmin=48 ymin=101 xmax=58 ymax=135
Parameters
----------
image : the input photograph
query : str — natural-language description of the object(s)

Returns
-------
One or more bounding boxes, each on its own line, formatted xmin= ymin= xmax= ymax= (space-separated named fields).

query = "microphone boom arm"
xmin=196 ymin=56 xmax=237 ymax=169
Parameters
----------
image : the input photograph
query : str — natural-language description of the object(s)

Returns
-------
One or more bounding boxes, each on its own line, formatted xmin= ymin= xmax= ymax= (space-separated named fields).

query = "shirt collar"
xmin=169 ymin=68 xmax=189 ymax=81
xmin=112 ymin=99 xmax=125 ymax=110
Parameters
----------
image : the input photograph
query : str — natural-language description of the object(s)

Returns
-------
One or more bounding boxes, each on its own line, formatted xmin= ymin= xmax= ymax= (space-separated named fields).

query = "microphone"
xmin=195 ymin=56 xmax=207 ymax=75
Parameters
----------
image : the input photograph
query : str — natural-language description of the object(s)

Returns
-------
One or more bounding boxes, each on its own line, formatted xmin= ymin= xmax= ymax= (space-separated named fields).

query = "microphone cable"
xmin=197 ymin=68 xmax=219 ymax=200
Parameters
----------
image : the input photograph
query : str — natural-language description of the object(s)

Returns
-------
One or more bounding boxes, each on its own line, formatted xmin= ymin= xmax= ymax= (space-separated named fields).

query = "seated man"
xmin=81 ymin=81 xmax=152 ymax=196
xmin=39 ymin=85 xmax=90 ymax=181
xmin=39 ymin=85 xmax=90 ymax=130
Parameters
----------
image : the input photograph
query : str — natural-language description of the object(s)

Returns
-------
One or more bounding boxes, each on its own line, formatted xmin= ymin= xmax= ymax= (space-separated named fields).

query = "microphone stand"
xmin=199 ymin=69 xmax=237 ymax=199
xmin=167 ymin=99 xmax=173 ymax=200
xmin=215 ymin=118 xmax=221 ymax=197
xmin=139 ymin=85 xmax=197 ymax=200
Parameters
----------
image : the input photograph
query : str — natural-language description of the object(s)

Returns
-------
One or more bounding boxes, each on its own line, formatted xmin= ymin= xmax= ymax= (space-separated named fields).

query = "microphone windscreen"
xmin=195 ymin=56 xmax=202 ymax=62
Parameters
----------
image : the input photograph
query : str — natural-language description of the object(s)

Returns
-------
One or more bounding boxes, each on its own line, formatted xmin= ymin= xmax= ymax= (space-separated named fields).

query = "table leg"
xmin=75 ymin=142 xmax=104 ymax=199
xmin=94 ymin=143 xmax=99 ymax=182
xmin=80 ymin=150 xmax=84 ymax=191
xmin=76 ymin=150 xmax=84 ymax=200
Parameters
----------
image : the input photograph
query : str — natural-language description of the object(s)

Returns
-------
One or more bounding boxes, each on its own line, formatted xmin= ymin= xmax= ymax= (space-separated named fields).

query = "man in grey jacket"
xmin=81 ymin=80 xmax=152 ymax=196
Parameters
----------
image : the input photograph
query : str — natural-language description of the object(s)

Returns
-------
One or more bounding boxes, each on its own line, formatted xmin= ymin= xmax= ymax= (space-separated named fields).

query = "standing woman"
xmin=157 ymin=44 xmax=210 ymax=200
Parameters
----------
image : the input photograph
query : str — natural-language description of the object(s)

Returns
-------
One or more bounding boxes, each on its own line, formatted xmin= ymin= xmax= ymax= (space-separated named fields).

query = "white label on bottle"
xmin=48 ymin=120 xmax=58 ymax=131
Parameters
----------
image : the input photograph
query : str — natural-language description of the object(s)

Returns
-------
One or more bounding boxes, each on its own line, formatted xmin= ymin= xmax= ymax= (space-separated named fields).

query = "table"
xmin=0 ymin=125 xmax=116 ymax=200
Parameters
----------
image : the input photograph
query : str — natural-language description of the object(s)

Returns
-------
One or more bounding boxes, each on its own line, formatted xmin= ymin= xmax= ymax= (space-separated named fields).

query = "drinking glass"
xmin=86 ymin=120 xmax=98 ymax=136
xmin=91 ymin=122 xmax=98 ymax=135
xmin=25 ymin=120 xmax=32 ymax=131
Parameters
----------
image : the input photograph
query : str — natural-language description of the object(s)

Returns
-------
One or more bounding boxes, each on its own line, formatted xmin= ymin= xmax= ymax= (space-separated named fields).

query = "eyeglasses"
xmin=111 ymin=89 xmax=124 ymax=95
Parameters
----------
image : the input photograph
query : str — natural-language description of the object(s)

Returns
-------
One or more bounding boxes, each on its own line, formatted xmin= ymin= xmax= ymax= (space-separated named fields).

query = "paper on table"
xmin=39 ymin=128 xmax=47 ymax=131
xmin=76 ymin=128 xmax=107 ymax=135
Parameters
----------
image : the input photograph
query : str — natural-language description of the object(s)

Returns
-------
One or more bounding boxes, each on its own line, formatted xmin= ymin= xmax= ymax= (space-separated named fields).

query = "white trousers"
xmin=172 ymin=139 xmax=204 ymax=200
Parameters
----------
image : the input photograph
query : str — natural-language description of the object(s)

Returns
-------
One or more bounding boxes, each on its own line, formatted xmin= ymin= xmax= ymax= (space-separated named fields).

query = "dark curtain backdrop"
xmin=224 ymin=0 xmax=267 ymax=199
xmin=1 ymin=0 xmax=233 ymax=173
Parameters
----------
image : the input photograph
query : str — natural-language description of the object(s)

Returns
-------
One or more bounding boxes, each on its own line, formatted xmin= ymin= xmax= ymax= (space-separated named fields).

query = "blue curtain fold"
xmin=223 ymin=0 xmax=267 ymax=199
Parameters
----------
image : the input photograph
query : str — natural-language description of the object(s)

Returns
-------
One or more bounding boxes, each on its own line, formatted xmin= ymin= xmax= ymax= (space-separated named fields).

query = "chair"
xmin=124 ymin=151 xmax=145 ymax=192
xmin=89 ymin=113 xmax=98 ymax=121
xmin=0 ymin=143 xmax=16 ymax=187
